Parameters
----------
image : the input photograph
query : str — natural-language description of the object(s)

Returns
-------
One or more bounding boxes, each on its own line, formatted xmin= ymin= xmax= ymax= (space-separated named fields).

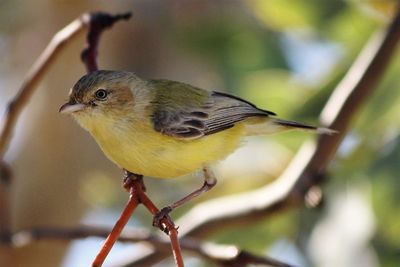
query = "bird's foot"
xmin=122 ymin=171 xmax=146 ymax=192
xmin=153 ymin=206 xmax=176 ymax=234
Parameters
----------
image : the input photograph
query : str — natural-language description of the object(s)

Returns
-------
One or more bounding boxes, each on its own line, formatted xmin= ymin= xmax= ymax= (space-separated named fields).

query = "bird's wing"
xmin=203 ymin=92 xmax=275 ymax=136
xmin=150 ymin=80 xmax=275 ymax=140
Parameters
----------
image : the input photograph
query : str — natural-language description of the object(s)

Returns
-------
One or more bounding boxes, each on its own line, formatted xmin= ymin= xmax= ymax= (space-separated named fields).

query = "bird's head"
xmin=60 ymin=70 xmax=146 ymax=130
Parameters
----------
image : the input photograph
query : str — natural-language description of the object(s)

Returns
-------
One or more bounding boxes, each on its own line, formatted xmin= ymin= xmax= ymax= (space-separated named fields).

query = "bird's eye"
xmin=95 ymin=89 xmax=108 ymax=100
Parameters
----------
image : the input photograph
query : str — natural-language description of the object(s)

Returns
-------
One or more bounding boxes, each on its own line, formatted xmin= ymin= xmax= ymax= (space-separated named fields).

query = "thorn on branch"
xmin=81 ymin=11 xmax=132 ymax=73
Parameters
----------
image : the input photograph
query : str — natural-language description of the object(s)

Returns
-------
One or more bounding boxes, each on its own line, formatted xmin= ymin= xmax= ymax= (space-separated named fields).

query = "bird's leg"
xmin=123 ymin=169 xmax=146 ymax=192
xmin=153 ymin=166 xmax=217 ymax=231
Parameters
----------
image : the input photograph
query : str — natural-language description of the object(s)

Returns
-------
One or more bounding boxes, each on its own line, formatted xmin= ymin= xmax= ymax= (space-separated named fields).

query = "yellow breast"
xmin=80 ymin=114 xmax=244 ymax=178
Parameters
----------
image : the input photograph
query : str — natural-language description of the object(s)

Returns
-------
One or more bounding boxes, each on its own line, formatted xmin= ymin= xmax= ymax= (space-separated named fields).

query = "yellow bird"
xmin=60 ymin=70 xmax=332 ymax=221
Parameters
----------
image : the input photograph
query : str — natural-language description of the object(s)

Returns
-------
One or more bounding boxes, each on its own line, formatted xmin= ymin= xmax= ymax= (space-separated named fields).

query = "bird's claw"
xmin=153 ymin=206 xmax=175 ymax=234
xmin=122 ymin=172 xmax=146 ymax=192
xmin=122 ymin=175 xmax=133 ymax=191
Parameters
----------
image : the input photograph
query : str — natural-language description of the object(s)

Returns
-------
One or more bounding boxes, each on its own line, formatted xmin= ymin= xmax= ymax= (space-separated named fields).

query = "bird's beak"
xmin=59 ymin=102 xmax=86 ymax=114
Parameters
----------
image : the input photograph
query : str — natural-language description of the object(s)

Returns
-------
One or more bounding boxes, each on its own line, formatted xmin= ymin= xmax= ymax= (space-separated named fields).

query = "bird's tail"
xmin=244 ymin=117 xmax=336 ymax=136
xmin=273 ymin=118 xmax=335 ymax=134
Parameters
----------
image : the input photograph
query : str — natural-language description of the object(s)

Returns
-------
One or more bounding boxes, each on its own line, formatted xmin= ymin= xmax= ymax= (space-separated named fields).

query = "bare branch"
xmin=179 ymin=239 xmax=296 ymax=267
xmin=92 ymin=189 xmax=140 ymax=267
xmin=0 ymin=14 xmax=89 ymax=249
xmin=123 ymin=174 xmax=185 ymax=267
xmin=0 ymin=11 xmax=131 ymax=159
xmin=81 ymin=12 xmax=132 ymax=73
xmin=7 ymin=226 xmax=293 ymax=267
xmin=91 ymin=173 xmax=184 ymax=267
xmin=0 ymin=15 xmax=87 ymax=157
xmin=0 ymin=11 xmax=132 ymax=266
xmin=120 ymin=4 xmax=400 ymax=267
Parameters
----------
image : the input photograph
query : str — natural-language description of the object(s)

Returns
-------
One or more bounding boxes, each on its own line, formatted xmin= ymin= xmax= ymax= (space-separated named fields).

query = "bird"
xmin=59 ymin=69 xmax=333 ymax=224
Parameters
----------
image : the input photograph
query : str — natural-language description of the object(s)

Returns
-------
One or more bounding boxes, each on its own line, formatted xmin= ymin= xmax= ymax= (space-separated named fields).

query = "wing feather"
xmin=150 ymin=81 xmax=274 ymax=140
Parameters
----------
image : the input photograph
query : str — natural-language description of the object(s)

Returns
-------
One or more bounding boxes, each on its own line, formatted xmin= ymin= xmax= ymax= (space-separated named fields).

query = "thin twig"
xmin=0 ymin=11 xmax=131 ymax=160
xmin=0 ymin=14 xmax=87 ymax=157
xmin=140 ymin=192 xmax=184 ymax=267
xmin=81 ymin=12 xmax=132 ymax=73
xmin=92 ymin=190 xmax=139 ymax=267
xmin=119 ymin=4 xmax=400 ymax=267
xmin=180 ymin=238 xmax=296 ymax=267
xmin=133 ymin=178 xmax=185 ymax=267
xmin=7 ymin=226 xmax=293 ymax=267
xmin=0 ymin=10 xmax=132 ymax=267
xmin=90 ymin=173 xmax=184 ymax=267
xmin=8 ymin=226 xmax=152 ymax=246
xmin=0 ymin=12 xmax=91 ymax=254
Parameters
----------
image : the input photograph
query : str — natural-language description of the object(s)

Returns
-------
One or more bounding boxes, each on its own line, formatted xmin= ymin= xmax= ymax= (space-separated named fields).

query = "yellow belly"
xmin=87 ymin=118 xmax=244 ymax=178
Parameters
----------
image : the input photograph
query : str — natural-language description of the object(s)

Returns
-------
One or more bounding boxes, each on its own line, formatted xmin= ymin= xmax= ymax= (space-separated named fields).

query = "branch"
xmin=135 ymin=181 xmax=184 ymax=267
xmin=0 ymin=12 xmax=91 ymax=250
xmin=8 ymin=226 xmax=294 ymax=267
xmin=0 ymin=10 xmax=131 ymax=266
xmin=119 ymin=4 xmax=400 ymax=266
xmin=0 ymin=15 xmax=86 ymax=157
xmin=81 ymin=12 xmax=132 ymax=73
xmin=90 ymin=174 xmax=184 ymax=267
xmin=92 ymin=185 xmax=140 ymax=267
xmin=0 ymin=11 xmax=131 ymax=159
xmin=180 ymin=239 xmax=296 ymax=267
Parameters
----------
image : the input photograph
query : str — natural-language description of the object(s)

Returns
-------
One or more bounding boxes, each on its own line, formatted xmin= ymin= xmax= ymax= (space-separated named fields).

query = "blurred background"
xmin=0 ymin=0 xmax=399 ymax=266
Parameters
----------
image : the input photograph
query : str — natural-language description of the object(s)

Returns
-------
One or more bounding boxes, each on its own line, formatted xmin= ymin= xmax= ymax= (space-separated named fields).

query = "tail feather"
xmin=273 ymin=118 xmax=336 ymax=135
xmin=244 ymin=117 xmax=336 ymax=136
